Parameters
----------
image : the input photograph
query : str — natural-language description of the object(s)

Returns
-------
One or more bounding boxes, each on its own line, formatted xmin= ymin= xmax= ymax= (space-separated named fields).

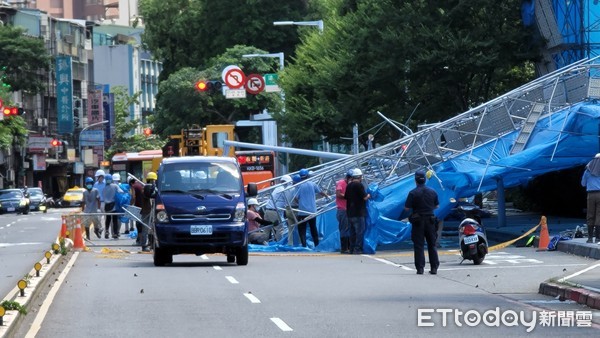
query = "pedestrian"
xmin=284 ymin=174 xmax=302 ymax=246
xmin=263 ymin=175 xmax=293 ymax=242
xmin=130 ymin=177 xmax=144 ymax=242
xmin=336 ymin=170 xmax=353 ymax=253
xmin=93 ymin=169 xmax=106 ymax=228
xmin=81 ymin=177 xmax=101 ymax=239
xmin=139 ymin=172 xmax=157 ymax=251
xmin=246 ymin=198 xmax=272 ymax=245
xmin=344 ymin=168 xmax=370 ymax=254
xmin=295 ymin=169 xmax=328 ymax=248
xmin=581 ymin=153 xmax=600 ymax=243
xmin=404 ymin=170 xmax=440 ymax=275
xmin=103 ymin=173 xmax=123 ymax=239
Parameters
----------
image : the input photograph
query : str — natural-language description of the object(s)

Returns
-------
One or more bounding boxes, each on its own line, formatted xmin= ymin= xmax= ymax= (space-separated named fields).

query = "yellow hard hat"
xmin=426 ymin=170 xmax=433 ymax=179
xmin=146 ymin=172 xmax=157 ymax=181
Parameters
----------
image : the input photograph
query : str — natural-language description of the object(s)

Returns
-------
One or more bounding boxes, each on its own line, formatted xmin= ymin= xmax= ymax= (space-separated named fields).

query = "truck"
xmin=146 ymin=156 xmax=257 ymax=266
xmin=111 ymin=124 xmax=275 ymax=189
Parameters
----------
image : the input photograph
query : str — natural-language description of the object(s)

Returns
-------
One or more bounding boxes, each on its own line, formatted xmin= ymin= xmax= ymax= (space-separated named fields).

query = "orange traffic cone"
xmin=73 ymin=218 xmax=85 ymax=251
xmin=538 ymin=216 xmax=550 ymax=251
xmin=60 ymin=216 xmax=67 ymax=238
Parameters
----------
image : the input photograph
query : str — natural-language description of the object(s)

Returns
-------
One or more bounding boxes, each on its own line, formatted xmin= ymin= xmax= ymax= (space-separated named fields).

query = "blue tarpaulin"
xmin=251 ymin=103 xmax=600 ymax=253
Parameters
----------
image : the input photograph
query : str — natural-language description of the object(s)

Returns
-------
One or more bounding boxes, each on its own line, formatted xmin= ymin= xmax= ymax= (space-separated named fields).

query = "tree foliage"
xmin=278 ymin=0 xmax=540 ymax=147
xmin=0 ymin=25 xmax=52 ymax=93
xmin=139 ymin=0 xmax=311 ymax=80
xmin=105 ymin=87 xmax=167 ymax=159
xmin=153 ymin=45 xmax=283 ymax=136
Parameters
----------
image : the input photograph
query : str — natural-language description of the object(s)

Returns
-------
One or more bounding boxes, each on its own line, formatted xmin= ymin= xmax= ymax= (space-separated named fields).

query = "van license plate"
xmin=7 ymin=207 xmax=15 ymax=212
xmin=191 ymin=225 xmax=212 ymax=235
xmin=464 ymin=235 xmax=479 ymax=245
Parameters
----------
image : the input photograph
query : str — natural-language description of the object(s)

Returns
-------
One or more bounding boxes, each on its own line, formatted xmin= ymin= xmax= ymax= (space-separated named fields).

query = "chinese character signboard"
xmin=56 ymin=56 xmax=74 ymax=134
xmin=88 ymin=89 xmax=103 ymax=124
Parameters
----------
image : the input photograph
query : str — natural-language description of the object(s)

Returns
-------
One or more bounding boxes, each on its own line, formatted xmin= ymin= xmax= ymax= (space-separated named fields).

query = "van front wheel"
xmin=236 ymin=244 xmax=248 ymax=266
xmin=153 ymin=247 xmax=172 ymax=266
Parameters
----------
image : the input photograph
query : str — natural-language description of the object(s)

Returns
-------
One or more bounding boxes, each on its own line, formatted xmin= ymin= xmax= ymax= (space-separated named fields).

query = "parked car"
xmin=0 ymin=189 xmax=30 ymax=215
xmin=28 ymin=187 xmax=47 ymax=212
xmin=57 ymin=187 xmax=85 ymax=208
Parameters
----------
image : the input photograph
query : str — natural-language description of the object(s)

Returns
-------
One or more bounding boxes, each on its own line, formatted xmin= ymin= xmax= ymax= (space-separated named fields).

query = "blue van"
xmin=148 ymin=156 xmax=256 ymax=266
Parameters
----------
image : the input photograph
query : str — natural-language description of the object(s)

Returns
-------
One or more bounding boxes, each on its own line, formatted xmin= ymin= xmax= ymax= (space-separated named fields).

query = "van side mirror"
xmin=247 ymin=183 xmax=258 ymax=197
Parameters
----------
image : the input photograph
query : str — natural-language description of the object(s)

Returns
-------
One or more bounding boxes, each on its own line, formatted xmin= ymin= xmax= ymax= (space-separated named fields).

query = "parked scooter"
xmin=451 ymin=198 xmax=489 ymax=265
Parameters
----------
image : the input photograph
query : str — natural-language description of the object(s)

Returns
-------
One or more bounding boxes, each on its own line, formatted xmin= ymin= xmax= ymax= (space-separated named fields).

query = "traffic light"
xmin=194 ymin=80 xmax=223 ymax=95
xmin=143 ymin=127 xmax=152 ymax=137
xmin=2 ymin=107 xmax=18 ymax=116
xmin=50 ymin=139 xmax=62 ymax=147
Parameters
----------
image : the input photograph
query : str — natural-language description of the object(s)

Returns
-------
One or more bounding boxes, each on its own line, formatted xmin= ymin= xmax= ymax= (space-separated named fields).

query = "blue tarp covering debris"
xmin=251 ymin=103 xmax=600 ymax=254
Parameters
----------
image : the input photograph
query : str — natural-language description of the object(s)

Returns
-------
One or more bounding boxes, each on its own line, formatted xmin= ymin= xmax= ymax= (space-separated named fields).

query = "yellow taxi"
xmin=58 ymin=187 xmax=86 ymax=208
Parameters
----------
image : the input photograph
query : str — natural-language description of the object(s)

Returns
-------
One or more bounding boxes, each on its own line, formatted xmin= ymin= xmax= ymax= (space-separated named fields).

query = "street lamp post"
xmin=79 ymin=120 xmax=108 ymax=184
xmin=241 ymin=52 xmax=288 ymax=173
xmin=273 ymin=20 xmax=324 ymax=33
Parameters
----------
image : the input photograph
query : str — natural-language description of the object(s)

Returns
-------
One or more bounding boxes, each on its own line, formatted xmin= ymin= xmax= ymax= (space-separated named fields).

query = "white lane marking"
xmin=0 ymin=242 xmax=44 ymax=248
xmin=244 ymin=292 xmax=261 ymax=303
xmin=558 ymin=262 xmax=600 ymax=283
xmin=225 ymin=276 xmax=239 ymax=284
xmin=270 ymin=317 xmax=293 ymax=332
xmin=370 ymin=256 xmax=413 ymax=271
xmin=213 ymin=266 xmax=223 ymax=270
xmin=439 ymin=263 xmax=586 ymax=271
xmin=26 ymin=251 xmax=80 ymax=338
xmin=200 ymin=255 xmax=209 ymax=260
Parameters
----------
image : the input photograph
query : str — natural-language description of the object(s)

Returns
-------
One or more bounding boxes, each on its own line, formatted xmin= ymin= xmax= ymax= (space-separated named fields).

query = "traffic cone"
xmin=538 ymin=216 xmax=550 ymax=251
xmin=73 ymin=217 xmax=85 ymax=251
xmin=60 ymin=215 xmax=67 ymax=238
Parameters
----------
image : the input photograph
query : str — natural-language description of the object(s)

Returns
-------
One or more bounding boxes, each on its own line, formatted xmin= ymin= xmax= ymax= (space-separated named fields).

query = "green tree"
xmin=278 ymin=0 xmax=539 ymax=147
xmin=105 ymin=87 xmax=166 ymax=159
xmin=153 ymin=45 xmax=283 ymax=137
xmin=138 ymin=0 xmax=310 ymax=80
xmin=0 ymin=25 xmax=52 ymax=93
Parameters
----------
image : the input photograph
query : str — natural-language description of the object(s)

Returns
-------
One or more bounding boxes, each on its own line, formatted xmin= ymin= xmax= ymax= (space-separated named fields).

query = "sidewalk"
xmin=482 ymin=212 xmax=600 ymax=310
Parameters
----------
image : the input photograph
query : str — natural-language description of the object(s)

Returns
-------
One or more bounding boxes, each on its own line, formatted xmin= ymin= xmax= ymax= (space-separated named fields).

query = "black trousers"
xmin=297 ymin=216 xmax=319 ymax=248
xmin=104 ymin=202 xmax=119 ymax=237
xmin=411 ymin=215 xmax=440 ymax=272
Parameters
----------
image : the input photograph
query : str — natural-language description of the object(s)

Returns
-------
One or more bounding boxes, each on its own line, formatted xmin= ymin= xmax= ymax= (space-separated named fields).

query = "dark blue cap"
xmin=415 ymin=170 xmax=426 ymax=183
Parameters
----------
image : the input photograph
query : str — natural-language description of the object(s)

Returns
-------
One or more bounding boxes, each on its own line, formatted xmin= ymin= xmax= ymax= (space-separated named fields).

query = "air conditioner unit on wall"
xmin=63 ymin=34 xmax=74 ymax=44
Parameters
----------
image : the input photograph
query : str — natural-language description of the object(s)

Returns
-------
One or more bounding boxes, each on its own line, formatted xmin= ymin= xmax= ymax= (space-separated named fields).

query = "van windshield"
xmin=159 ymin=161 xmax=241 ymax=194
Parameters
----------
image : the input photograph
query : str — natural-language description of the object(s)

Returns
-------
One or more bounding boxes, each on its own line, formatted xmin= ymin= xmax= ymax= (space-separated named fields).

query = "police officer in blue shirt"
xmin=404 ymin=170 xmax=440 ymax=275
xmin=582 ymin=153 xmax=600 ymax=243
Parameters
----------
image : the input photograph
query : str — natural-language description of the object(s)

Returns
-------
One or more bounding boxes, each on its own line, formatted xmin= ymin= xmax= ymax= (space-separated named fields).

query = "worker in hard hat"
xmin=138 ymin=172 xmax=157 ymax=251
xmin=263 ymin=175 xmax=293 ymax=242
xmin=93 ymin=169 xmax=107 ymax=237
xmin=344 ymin=168 xmax=370 ymax=254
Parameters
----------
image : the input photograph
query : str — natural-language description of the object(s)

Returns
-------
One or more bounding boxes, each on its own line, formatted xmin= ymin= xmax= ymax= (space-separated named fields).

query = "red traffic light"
xmin=3 ymin=107 xmax=17 ymax=116
xmin=194 ymin=80 xmax=222 ymax=94
xmin=143 ymin=127 xmax=152 ymax=136
xmin=50 ymin=139 xmax=62 ymax=147
xmin=195 ymin=80 xmax=208 ymax=92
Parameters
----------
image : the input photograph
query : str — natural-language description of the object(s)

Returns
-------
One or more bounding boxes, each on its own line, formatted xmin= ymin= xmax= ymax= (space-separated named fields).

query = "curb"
xmin=556 ymin=240 xmax=600 ymax=260
xmin=0 ymin=239 xmax=71 ymax=338
xmin=539 ymin=282 xmax=600 ymax=310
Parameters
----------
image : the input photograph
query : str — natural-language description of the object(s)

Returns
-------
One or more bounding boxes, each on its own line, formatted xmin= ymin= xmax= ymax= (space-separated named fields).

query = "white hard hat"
xmin=112 ymin=173 xmax=121 ymax=181
xmin=352 ymin=168 xmax=363 ymax=177
xmin=95 ymin=169 xmax=105 ymax=177
xmin=247 ymin=198 xmax=259 ymax=206
xmin=280 ymin=175 xmax=292 ymax=183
